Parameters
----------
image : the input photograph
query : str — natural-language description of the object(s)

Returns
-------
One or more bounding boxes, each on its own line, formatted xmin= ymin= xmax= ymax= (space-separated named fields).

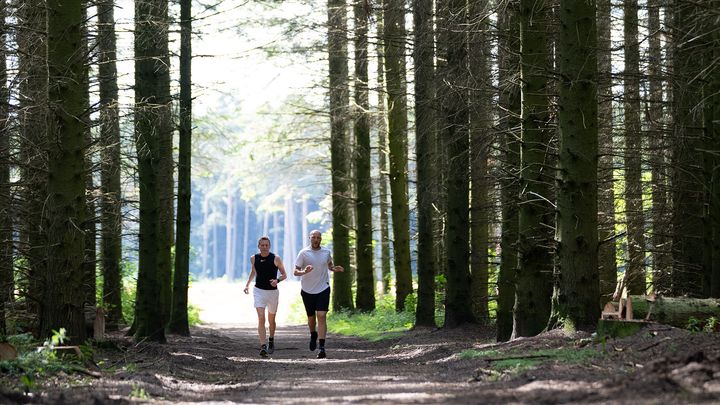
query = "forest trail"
xmin=67 ymin=321 xmax=718 ymax=405
xmin=4 ymin=280 xmax=719 ymax=403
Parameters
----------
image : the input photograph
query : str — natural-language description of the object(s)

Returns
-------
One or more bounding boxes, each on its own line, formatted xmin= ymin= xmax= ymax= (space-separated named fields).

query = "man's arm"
xmin=294 ymin=264 xmax=313 ymax=276
xmin=328 ymin=258 xmax=344 ymax=273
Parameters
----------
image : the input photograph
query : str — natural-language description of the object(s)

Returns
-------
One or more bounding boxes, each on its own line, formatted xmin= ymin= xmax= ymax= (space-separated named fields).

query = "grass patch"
xmin=458 ymin=349 xmax=500 ymax=360
xmin=460 ymin=347 xmax=601 ymax=374
xmin=327 ymin=295 xmax=415 ymax=341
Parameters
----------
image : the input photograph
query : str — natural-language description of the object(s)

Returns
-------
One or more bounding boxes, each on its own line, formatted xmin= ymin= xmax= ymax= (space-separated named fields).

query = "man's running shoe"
xmin=260 ymin=344 xmax=268 ymax=357
xmin=309 ymin=332 xmax=318 ymax=351
xmin=267 ymin=340 xmax=275 ymax=354
xmin=317 ymin=349 xmax=326 ymax=359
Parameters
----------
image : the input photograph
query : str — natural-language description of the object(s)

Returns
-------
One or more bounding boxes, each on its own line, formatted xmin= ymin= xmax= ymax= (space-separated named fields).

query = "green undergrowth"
xmin=460 ymin=347 xmax=601 ymax=375
xmin=327 ymin=295 xmax=415 ymax=341
xmin=0 ymin=329 xmax=93 ymax=393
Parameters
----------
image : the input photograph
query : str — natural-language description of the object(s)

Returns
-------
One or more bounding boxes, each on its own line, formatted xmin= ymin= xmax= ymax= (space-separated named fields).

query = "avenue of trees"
xmin=0 ymin=0 xmax=717 ymax=346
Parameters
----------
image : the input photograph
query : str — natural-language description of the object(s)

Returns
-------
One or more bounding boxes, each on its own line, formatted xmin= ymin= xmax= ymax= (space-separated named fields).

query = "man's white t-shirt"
xmin=295 ymin=247 xmax=333 ymax=294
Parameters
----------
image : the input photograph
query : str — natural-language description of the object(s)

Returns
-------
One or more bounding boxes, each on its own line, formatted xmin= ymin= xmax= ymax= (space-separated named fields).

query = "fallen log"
xmin=628 ymin=296 xmax=720 ymax=329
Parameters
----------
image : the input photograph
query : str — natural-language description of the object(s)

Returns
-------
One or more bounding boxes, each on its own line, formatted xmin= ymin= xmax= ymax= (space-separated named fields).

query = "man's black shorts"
xmin=301 ymin=287 xmax=331 ymax=316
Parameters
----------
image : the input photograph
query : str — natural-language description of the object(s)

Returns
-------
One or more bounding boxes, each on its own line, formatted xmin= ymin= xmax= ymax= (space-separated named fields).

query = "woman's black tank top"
xmin=254 ymin=253 xmax=278 ymax=290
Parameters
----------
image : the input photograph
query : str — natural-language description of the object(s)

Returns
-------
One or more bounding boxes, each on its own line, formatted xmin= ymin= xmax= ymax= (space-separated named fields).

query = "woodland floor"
xmin=1 ymin=321 xmax=719 ymax=404
xmin=1 ymin=281 xmax=719 ymax=404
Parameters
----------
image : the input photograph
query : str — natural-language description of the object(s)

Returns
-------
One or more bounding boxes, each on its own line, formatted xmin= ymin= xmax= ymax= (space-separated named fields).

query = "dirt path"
xmin=3 ymin=281 xmax=719 ymax=404
xmin=114 ymin=324 xmax=488 ymax=404
xmin=16 ymin=320 xmax=716 ymax=405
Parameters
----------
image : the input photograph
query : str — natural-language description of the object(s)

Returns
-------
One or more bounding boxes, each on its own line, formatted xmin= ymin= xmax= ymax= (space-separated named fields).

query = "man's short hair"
xmin=258 ymin=236 xmax=271 ymax=246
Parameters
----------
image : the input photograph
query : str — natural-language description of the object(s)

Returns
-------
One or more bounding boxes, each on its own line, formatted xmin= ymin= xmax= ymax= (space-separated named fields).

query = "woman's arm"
xmin=272 ymin=256 xmax=288 ymax=287
xmin=244 ymin=256 xmax=256 ymax=294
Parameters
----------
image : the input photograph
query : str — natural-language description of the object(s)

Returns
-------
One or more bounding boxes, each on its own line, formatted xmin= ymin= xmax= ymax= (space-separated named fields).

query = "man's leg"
xmin=307 ymin=314 xmax=318 ymax=351
xmin=316 ymin=311 xmax=328 ymax=358
xmin=316 ymin=311 xmax=327 ymax=339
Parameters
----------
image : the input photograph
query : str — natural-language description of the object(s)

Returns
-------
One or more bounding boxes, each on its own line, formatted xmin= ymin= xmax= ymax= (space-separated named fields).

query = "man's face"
xmin=310 ymin=232 xmax=321 ymax=249
xmin=258 ymin=240 xmax=270 ymax=255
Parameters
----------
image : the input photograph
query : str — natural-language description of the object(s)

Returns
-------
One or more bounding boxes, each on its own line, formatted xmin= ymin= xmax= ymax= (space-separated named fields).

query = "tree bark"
xmin=670 ymin=1 xmax=705 ymax=297
xmin=413 ymin=0 xmax=437 ymax=326
xmin=81 ymin=1 xmax=97 ymax=311
xmin=439 ymin=0 xmax=475 ymax=327
xmin=375 ymin=7 xmax=392 ymax=295
xmin=468 ymin=0 xmax=492 ymax=325
xmin=133 ymin=0 xmax=171 ymax=342
xmin=552 ymin=0 xmax=600 ymax=331
xmin=168 ymin=0 xmax=192 ymax=336
xmin=383 ymin=0 xmax=412 ymax=311
xmin=0 ymin=0 xmax=11 ymax=336
xmin=354 ymin=0 xmax=374 ymax=312
xmin=622 ymin=0 xmax=646 ymax=295
xmin=17 ymin=0 xmax=48 ymax=330
xmin=42 ymin=0 xmax=88 ymax=342
xmin=703 ymin=1 xmax=720 ymax=297
xmin=627 ymin=296 xmax=720 ymax=328
xmin=646 ymin=0 xmax=671 ymax=295
xmin=597 ymin=0 xmax=617 ymax=303
xmin=513 ymin=0 xmax=554 ymax=338
xmin=496 ymin=0 xmax=521 ymax=342
xmin=328 ymin=0 xmax=353 ymax=311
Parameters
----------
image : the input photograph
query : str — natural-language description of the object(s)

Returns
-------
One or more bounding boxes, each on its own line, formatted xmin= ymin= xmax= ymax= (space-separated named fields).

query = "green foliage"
xmin=404 ymin=292 xmax=417 ymax=313
xmin=435 ymin=274 xmax=446 ymax=326
xmin=328 ymin=294 xmax=415 ymax=341
xmin=130 ymin=384 xmax=149 ymax=399
xmin=0 ymin=329 xmax=84 ymax=380
xmin=686 ymin=316 xmax=719 ymax=333
xmin=121 ymin=260 xmax=138 ymax=325
xmin=704 ymin=317 xmax=718 ymax=333
xmin=188 ymin=304 xmax=202 ymax=327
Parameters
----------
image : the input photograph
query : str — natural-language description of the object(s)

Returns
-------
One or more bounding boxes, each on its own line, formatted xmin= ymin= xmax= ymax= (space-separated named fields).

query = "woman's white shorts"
xmin=253 ymin=287 xmax=279 ymax=313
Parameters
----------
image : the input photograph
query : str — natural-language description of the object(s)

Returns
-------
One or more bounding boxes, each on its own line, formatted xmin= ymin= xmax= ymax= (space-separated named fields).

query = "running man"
xmin=294 ymin=230 xmax=344 ymax=359
xmin=244 ymin=236 xmax=287 ymax=357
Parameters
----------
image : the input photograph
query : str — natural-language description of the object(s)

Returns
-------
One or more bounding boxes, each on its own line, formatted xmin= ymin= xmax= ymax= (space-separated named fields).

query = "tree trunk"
xmin=439 ymin=0 xmax=475 ymax=327
xmin=707 ymin=5 xmax=720 ymax=298
xmin=168 ymin=0 xmax=192 ymax=336
xmin=383 ymin=0 xmax=412 ymax=311
xmin=597 ymin=0 xmax=617 ymax=303
xmin=646 ymin=0 xmax=670 ymax=295
xmin=354 ymin=0 xmax=374 ymax=312
xmin=17 ymin=0 xmax=48 ymax=330
xmin=627 ymin=296 xmax=720 ymax=329
xmin=133 ymin=0 xmax=170 ymax=342
xmin=97 ymin=0 xmax=124 ymax=330
xmin=468 ymin=0 xmax=492 ymax=325
xmin=327 ymin=0 xmax=353 ymax=311
xmin=375 ymin=7 xmax=392 ymax=295
xmin=496 ymin=0 xmax=521 ymax=342
xmin=413 ymin=0 xmax=437 ymax=326
xmin=42 ymin=0 xmax=88 ymax=342
xmin=0 ymin=0 xmax=12 ymax=336
xmin=670 ymin=1 xmax=705 ymax=297
xmin=622 ymin=0 xmax=646 ymax=295
xmin=513 ymin=0 xmax=554 ymax=338
xmin=81 ymin=2 xmax=97 ymax=310
xmin=552 ymin=0 xmax=600 ymax=331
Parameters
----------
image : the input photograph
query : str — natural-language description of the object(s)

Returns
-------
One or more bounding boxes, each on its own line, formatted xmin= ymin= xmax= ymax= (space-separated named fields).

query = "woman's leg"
xmin=256 ymin=307 xmax=266 ymax=345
